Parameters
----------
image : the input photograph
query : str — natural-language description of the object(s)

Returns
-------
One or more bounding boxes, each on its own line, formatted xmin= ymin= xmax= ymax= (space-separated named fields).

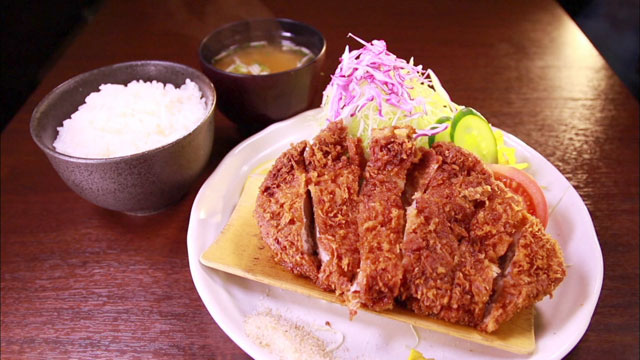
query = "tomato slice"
xmin=488 ymin=164 xmax=549 ymax=228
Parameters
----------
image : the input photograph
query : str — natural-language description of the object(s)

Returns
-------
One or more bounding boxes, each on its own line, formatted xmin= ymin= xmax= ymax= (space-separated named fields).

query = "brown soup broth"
xmin=213 ymin=40 xmax=313 ymax=75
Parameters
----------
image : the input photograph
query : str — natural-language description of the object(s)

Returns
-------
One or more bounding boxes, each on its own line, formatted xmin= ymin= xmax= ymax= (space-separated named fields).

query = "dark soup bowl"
xmin=199 ymin=18 xmax=325 ymax=135
xmin=30 ymin=61 xmax=216 ymax=215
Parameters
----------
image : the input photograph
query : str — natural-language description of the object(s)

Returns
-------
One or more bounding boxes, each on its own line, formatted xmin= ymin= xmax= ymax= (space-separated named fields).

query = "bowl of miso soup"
xmin=199 ymin=18 xmax=326 ymax=135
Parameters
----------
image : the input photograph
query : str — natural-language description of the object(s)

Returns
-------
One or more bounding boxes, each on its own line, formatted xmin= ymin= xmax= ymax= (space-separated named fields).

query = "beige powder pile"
xmin=244 ymin=308 xmax=341 ymax=360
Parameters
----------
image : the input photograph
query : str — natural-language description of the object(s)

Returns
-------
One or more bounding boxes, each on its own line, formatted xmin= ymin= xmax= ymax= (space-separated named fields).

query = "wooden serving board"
xmin=200 ymin=161 xmax=535 ymax=354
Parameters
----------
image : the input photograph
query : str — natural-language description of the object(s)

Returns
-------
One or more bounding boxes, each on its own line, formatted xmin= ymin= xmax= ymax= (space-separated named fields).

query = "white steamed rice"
xmin=53 ymin=79 xmax=207 ymax=158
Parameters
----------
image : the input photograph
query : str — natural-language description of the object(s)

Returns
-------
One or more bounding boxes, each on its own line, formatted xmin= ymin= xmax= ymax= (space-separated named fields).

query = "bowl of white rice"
xmin=30 ymin=61 xmax=216 ymax=215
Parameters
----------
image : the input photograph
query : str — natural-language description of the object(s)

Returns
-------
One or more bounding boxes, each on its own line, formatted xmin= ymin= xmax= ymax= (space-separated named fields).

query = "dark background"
xmin=1 ymin=0 xmax=638 ymax=133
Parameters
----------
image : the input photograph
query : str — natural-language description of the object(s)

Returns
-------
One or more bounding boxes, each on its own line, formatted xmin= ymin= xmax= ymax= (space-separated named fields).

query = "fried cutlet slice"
xmin=255 ymin=141 xmax=319 ymax=281
xmin=401 ymin=142 xmax=519 ymax=327
xmin=403 ymin=147 xmax=441 ymax=206
xmin=479 ymin=212 xmax=566 ymax=332
xmin=351 ymin=126 xmax=418 ymax=312
xmin=305 ymin=121 xmax=363 ymax=295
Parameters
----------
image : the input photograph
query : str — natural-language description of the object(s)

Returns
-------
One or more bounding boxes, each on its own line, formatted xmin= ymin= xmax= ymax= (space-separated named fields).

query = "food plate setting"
xmin=187 ymin=107 xmax=603 ymax=360
xmin=6 ymin=2 xmax=638 ymax=359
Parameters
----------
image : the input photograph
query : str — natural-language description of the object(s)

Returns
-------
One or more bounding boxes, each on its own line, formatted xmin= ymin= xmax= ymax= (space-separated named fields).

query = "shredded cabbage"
xmin=322 ymin=34 xmax=525 ymax=167
xmin=321 ymin=34 xmax=458 ymax=152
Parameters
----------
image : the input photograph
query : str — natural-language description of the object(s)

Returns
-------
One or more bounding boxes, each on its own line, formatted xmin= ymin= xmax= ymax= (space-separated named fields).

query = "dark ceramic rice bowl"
xmin=30 ymin=61 xmax=216 ymax=215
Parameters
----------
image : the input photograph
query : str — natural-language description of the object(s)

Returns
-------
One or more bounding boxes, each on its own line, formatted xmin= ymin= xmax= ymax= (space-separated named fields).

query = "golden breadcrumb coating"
xmin=254 ymin=128 xmax=566 ymax=333
xmin=403 ymin=147 xmax=441 ymax=206
xmin=352 ymin=126 xmax=418 ymax=312
xmin=255 ymin=141 xmax=319 ymax=281
xmin=401 ymin=142 xmax=565 ymax=331
xmin=305 ymin=121 xmax=363 ymax=295
xmin=401 ymin=142 xmax=498 ymax=326
xmin=479 ymin=213 xmax=566 ymax=332
xmin=401 ymin=143 xmax=533 ymax=328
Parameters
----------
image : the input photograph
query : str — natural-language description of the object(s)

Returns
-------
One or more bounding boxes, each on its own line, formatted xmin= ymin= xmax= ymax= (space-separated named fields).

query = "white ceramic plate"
xmin=187 ymin=108 xmax=603 ymax=360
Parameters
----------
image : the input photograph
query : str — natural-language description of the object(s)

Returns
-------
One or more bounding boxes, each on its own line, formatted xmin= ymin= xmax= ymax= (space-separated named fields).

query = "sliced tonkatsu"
xmin=400 ymin=142 xmax=565 ymax=330
xmin=401 ymin=142 xmax=502 ymax=326
xmin=350 ymin=126 xmax=418 ymax=312
xmin=479 ymin=213 xmax=566 ymax=332
xmin=254 ymin=125 xmax=566 ymax=333
xmin=254 ymin=140 xmax=319 ymax=281
xmin=305 ymin=120 xmax=364 ymax=295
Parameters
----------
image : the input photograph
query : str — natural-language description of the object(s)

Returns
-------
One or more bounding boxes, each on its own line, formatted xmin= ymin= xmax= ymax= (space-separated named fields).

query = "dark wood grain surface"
xmin=2 ymin=0 xmax=638 ymax=359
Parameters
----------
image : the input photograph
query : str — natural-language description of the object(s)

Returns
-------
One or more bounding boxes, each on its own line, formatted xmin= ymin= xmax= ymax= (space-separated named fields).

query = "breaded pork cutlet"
xmin=305 ymin=121 xmax=364 ymax=295
xmin=401 ymin=142 xmax=504 ymax=326
xmin=351 ymin=126 xmax=418 ymax=312
xmin=255 ymin=141 xmax=319 ymax=281
xmin=403 ymin=147 xmax=441 ymax=205
xmin=479 ymin=213 xmax=566 ymax=332
xmin=255 ymin=126 xmax=565 ymax=333
xmin=401 ymin=142 xmax=565 ymax=331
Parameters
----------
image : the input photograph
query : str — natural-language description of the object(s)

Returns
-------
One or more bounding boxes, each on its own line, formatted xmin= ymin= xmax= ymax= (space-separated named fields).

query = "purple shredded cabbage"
xmin=323 ymin=34 xmax=429 ymax=122
xmin=414 ymin=122 xmax=450 ymax=139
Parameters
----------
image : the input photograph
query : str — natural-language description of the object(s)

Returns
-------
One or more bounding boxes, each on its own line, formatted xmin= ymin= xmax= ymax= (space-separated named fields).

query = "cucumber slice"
xmin=451 ymin=107 xmax=498 ymax=163
xmin=428 ymin=116 xmax=453 ymax=147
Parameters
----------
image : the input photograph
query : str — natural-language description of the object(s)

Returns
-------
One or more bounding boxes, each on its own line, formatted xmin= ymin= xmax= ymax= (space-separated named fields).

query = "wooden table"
xmin=2 ymin=0 xmax=638 ymax=358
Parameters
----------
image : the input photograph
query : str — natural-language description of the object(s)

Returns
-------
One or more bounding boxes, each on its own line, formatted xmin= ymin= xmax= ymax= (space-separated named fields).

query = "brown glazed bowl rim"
xmin=30 ymin=60 xmax=216 ymax=164
xmin=198 ymin=18 xmax=326 ymax=80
